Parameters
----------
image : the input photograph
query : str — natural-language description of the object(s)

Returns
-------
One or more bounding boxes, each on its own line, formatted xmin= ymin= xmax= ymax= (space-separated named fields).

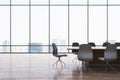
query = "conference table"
xmin=67 ymin=46 xmax=120 ymax=67
xmin=67 ymin=46 xmax=120 ymax=50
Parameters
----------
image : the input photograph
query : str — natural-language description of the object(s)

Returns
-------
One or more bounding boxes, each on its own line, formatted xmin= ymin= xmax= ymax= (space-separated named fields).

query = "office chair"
xmin=98 ymin=44 xmax=117 ymax=72
xmin=52 ymin=43 xmax=67 ymax=67
xmin=115 ymin=42 xmax=120 ymax=46
xmin=88 ymin=42 xmax=96 ymax=46
xmin=103 ymin=42 xmax=110 ymax=46
xmin=72 ymin=42 xmax=79 ymax=63
xmin=78 ymin=44 xmax=93 ymax=72
xmin=72 ymin=42 xmax=79 ymax=54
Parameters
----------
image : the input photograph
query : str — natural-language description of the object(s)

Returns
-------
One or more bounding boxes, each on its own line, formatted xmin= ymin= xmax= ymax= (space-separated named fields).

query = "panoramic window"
xmin=0 ymin=0 xmax=120 ymax=53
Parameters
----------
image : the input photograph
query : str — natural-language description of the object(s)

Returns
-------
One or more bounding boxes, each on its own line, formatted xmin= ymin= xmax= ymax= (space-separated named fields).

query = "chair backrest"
xmin=115 ymin=42 xmax=120 ymax=46
xmin=78 ymin=44 xmax=93 ymax=61
xmin=104 ymin=44 xmax=117 ymax=61
xmin=88 ymin=42 xmax=95 ymax=46
xmin=103 ymin=42 xmax=110 ymax=46
xmin=52 ymin=43 xmax=58 ymax=57
xmin=72 ymin=42 xmax=79 ymax=53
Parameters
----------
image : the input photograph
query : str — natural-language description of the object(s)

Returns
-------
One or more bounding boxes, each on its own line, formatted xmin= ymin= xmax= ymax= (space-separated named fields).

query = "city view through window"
xmin=0 ymin=0 xmax=120 ymax=53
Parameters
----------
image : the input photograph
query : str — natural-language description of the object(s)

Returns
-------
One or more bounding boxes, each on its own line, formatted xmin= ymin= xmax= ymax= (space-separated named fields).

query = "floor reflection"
xmin=0 ymin=54 xmax=120 ymax=80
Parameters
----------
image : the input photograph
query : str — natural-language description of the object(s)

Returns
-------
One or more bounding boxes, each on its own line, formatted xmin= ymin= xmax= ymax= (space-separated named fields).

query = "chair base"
xmin=105 ymin=61 xmax=115 ymax=72
xmin=78 ymin=61 xmax=92 ymax=72
xmin=52 ymin=57 xmax=66 ymax=68
xmin=72 ymin=57 xmax=78 ymax=64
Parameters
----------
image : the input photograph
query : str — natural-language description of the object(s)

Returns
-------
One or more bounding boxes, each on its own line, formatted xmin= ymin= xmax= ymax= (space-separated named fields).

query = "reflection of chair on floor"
xmin=78 ymin=44 xmax=93 ymax=72
xmin=52 ymin=43 xmax=67 ymax=67
xmin=72 ymin=42 xmax=79 ymax=64
xmin=98 ymin=44 xmax=117 ymax=72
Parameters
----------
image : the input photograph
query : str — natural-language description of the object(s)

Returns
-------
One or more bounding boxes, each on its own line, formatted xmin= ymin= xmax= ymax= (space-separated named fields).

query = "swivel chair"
xmin=103 ymin=42 xmax=110 ymax=47
xmin=88 ymin=42 xmax=96 ymax=46
xmin=52 ymin=43 xmax=67 ymax=67
xmin=78 ymin=44 xmax=93 ymax=72
xmin=72 ymin=42 xmax=79 ymax=63
xmin=72 ymin=42 xmax=79 ymax=54
xmin=115 ymin=42 xmax=120 ymax=46
xmin=98 ymin=44 xmax=117 ymax=72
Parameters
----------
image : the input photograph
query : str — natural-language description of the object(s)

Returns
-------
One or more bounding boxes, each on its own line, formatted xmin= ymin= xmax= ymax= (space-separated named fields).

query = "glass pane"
xmin=69 ymin=0 xmax=87 ymax=5
xmin=30 ymin=45 xmax=48 ymax=53
xmin=50 ymin=0 xmax=68 ymax=4
xmin=31 ymin=0 xmax=48 ymax=4
xmin=109 ymin=0 xmax=120 ymax=4
xmin=50 ymin=45 xmax=68 ymax=52
xmin=70 ymin=6 xmax=87 ymax=45
xmin=108 ymin=6 xmax=120 ymax=42
xmin=0 ymin=46 xmax=10 ymax=52
xmin=11 ymin=6 xmax=29 ymax=45
xmin=12 ymin=46 xmax=28 ymax=52
xmin=89 ymin=0 xmax=107 ymax=4
xmin=0 ymin=0 xmax=10 ymax=4
xmin=0 ymin=6 xmax=10 ymax=45
xmin=89 ymin=6 xmax=107 ymax=45
xmin=11 ymin=0 xmax=29 ymax=4
xmin=50 ymin=6 xmax=68 ymax=45
xmin=31 ymin=6 xmax=48 ymax=45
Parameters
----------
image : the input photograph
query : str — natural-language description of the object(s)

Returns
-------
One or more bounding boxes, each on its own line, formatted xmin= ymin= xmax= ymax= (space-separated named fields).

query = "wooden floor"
xmin=0 ymin=54 xmax=120 ymax=80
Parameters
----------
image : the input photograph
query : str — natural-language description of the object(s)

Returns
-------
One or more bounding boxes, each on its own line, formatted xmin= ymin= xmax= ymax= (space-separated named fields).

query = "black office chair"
xmin=72 ymin=42 xmax=79 ymax=54
xmin=78 ymin=44 xmax=93 ymax=72
xmin=52 ymin=43 xmax=67 ymax=67
xmin=98 ymin=44 xmax=117 ymax=72
xmin=115 ymin=42 xmax=120 ymax=46
xmin=72 ymin=42 xmax=79 ymax=63
xmin=88 ymin=42 xmax=96 ymax=46
xmin=103 ymin=42 xmax=110 ymax=46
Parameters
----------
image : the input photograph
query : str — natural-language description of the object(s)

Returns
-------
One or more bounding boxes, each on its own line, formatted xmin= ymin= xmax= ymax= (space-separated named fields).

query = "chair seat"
xmin=73 ymin=52 xmax=78 ymax=55
xmin=56 ymin=55 xmax=67 ymax=57
xmin=98 ymin=57 xmax=105 ymax=61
